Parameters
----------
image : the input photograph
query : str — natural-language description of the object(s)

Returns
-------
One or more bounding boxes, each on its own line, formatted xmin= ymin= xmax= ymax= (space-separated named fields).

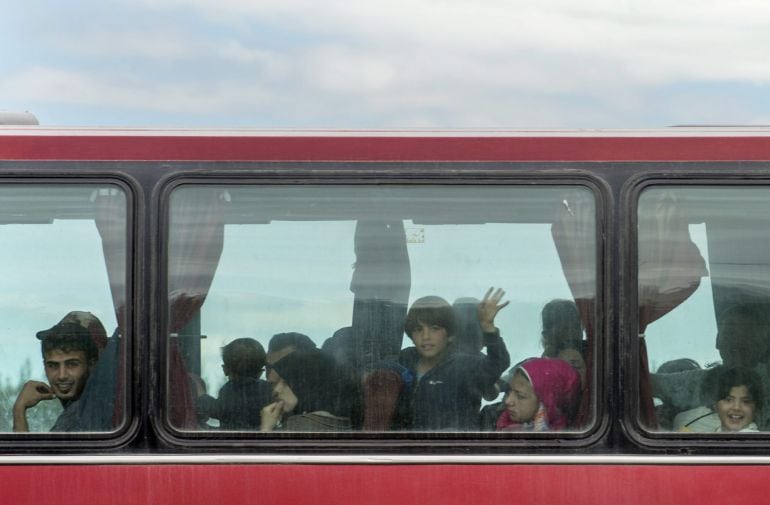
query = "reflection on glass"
xmin=642 ymin=187 xmax=770 ymax=433
xmin=167 ymin=184 xmax=596 ymax=433
xmin=0 ymin=185 xmax=127 ymax=433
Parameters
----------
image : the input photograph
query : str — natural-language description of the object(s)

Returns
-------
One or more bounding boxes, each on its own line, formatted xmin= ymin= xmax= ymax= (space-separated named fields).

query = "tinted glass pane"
xmin=642 ymin=186 xmax=770 ymax=433
xmin=0 ymin=185 xmax=127 ymax=433
xmin=167 ymin=184 xmax=596 ymax=434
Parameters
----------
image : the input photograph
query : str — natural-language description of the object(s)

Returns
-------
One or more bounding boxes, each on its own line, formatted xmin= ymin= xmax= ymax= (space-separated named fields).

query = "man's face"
xmin=43 ymin=349 xmax=91 ymax=402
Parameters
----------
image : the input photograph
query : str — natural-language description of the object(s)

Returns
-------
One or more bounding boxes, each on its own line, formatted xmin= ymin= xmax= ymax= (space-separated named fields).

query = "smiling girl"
xmin=713 ymin=367 xmax=762 ymax=433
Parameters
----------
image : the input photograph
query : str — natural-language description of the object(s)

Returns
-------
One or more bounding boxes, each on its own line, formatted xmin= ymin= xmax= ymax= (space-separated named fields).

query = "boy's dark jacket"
xmin=396 ymin=330 xmax=510 ymax=431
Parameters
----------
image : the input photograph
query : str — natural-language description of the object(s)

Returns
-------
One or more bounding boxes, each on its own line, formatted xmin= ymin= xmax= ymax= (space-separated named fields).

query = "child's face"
xmin=715 ymin=385 xmax=756 ymax=432
xmin=504 ymin=371 xmax=539 ymax=423
xmin=411 ymin=321 xmax=451 ymax=362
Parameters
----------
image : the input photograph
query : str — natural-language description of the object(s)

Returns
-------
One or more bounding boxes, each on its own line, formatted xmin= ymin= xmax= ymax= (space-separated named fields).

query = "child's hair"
xmin=540 ymin=299 xmax=582 ymax=355
xmin=221 ymin=338 xmax=266 ymax=379
xmin=404 ymin=296 xmax=455 ymax=339
xmin=712 ymin=366 xmax=763 ymax=415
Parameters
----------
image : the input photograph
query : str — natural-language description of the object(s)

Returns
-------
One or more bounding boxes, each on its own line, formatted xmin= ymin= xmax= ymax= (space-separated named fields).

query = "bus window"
xmin=0 ymin=184 xmax=128 ymax=434
xmin=166 ymin=183 xmax=597 ymax=434
xmin=641 ymin=186 xmax=770 ymax=433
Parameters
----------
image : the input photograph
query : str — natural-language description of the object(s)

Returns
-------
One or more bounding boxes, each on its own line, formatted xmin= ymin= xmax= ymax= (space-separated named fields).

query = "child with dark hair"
xmin=655 ymin=304 xmax=770 ymax=429
xmin=196 ymin=338 xmax=272 ymax=430
xmin=397 ymin=288 xmax=510 ymax=431
xmin=222 ymin=337 xmax=266 ymax=378
xmin=540 ymin=299 xmax=584 ymax=358
xmin=260 ymin=349 xmax=355 ymax=432
xmin=712 ymin=367 xmax=762 ymax=433
xmin=539 ymin=299 xmax=587 ymax=396
xmin=676 ymin=366 xmax=764 ymax=433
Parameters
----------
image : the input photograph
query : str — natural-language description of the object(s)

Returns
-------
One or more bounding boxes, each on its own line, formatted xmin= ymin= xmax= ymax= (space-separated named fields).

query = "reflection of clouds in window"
xmin=0 ymin=220 xmax=119 ymax=426
xmin=0 ymin=185 xmax=125 ymax=431
xmin=642 ymin=186 xmax=770 ymax=374
xmin=192 ymin=185 xmax=594 ymax=390
xmin=200 ymin=221 xmax=357 ymax=389
xmin=645 ymin=224 xmax=717 ymax=371
xmin=407 ymin=222 xmax=574 ymax=367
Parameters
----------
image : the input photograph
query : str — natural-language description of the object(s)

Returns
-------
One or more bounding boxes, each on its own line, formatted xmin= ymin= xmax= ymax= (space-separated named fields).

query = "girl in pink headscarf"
xmin=496 ymin=357 xmax=581 ymax=431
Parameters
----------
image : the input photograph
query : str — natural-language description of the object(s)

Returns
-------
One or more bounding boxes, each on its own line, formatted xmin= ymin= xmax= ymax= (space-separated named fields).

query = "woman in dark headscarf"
xmin=260 ymin=349 xmax=354 ymax=432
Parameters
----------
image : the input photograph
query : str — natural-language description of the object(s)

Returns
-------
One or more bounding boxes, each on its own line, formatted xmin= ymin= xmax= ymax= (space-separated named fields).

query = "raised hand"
xmin=478 ymin=287 xmax=509 ymax=333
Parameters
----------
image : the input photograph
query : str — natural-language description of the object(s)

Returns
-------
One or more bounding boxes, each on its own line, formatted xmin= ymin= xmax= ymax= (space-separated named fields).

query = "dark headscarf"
xmin=271 ymin=349 xmax=352 ymax=417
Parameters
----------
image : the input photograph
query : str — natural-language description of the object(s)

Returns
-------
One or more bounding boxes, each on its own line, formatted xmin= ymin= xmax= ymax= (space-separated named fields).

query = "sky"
xmin=3 ymin=0 xmax=770 ymax=128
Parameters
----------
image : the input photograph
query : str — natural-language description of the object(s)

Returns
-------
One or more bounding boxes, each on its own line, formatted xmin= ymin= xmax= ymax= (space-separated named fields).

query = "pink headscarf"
xmin=496 ymin=358 xmax=581 ymax=431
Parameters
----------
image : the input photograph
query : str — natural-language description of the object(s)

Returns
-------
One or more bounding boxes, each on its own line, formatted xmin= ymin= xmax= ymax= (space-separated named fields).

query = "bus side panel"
xmin=1 ymin=464 xmax=765 ymax=504
xmin=4 ymin=135 xmax=770 ymax=161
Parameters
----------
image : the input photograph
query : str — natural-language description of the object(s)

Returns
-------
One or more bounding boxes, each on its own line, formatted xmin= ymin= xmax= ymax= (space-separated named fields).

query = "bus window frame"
xmin=623 ymin=163 xmax=770 ymax=450
xmin=0 ymin=163 xmax=141 ymax=449
xmin=154 ymin=161 xmax=610 ymax=453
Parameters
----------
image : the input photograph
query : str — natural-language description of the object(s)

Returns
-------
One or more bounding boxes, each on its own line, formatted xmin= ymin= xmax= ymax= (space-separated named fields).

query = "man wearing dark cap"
xmin=13 ymin=311 xmax=105 ymax=432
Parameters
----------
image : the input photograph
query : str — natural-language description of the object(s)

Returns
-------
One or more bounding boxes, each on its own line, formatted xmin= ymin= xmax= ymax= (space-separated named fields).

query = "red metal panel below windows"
xmin=1 ymin=464 xmax=768 ymax=505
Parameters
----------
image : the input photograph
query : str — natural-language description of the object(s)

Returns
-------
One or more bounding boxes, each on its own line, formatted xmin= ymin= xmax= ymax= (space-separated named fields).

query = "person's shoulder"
xmin=420 ymin=352 xmax=470 ymax=378
xmin=742 ymin=423 xmax=760 ymax=432
xmin=673 ymin=406 xmax=719 ymax=432
xmin=656 ymin=367 xmax=707 ymax=381
xmin=217 ymin=377 xmax=267 ymax=397
xmin=399 ymin=346 xmax=420 ymax=367
xmin=447 ymin=350 xmax=485 ymax=367
xmin=49 ymin=399 xmax=81 ymax=432
xmin=229 ymin=377 xmax=272 ymax=392
xmin=255 ymin=378 xmax=272 ymax=393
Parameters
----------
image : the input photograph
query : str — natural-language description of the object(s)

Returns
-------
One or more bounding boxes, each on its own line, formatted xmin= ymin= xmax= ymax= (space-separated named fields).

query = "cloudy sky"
xmin=4 ymin=0 xmax=770 ymax=128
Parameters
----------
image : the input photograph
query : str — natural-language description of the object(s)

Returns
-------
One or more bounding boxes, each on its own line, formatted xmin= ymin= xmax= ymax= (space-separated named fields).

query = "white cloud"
xmin=88 ymin=1 xmax=770 ymax=87
xmin=0 ymin=67 xmax=275 ymax=114
xmin=120 ymin=0 xmax=770 ymax=54
xmin=7 ymin=0 xmax=770 ymax=126
xmin=47 ymin=28 xmax=200 ymax=61
xmin=301 ymin=45 xmax=397 ymax=94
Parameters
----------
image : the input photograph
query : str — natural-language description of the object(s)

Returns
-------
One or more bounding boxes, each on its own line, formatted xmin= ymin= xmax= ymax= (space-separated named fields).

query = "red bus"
xmin=2 ymin=126 xmax=770 ymax=504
